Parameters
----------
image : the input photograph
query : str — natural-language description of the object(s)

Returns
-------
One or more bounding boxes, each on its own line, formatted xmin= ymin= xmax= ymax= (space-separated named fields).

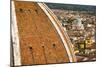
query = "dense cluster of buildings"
xmin=52 ymin=9 xmax=96 ymax=61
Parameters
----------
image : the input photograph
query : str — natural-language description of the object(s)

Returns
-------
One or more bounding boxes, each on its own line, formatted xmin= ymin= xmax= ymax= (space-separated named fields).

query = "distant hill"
xmin=46 ymin=3 xmax=96 ymax=13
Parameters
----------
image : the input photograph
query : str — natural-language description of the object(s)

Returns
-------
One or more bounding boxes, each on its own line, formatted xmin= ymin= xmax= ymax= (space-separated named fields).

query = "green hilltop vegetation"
xmin=46 ymin=3 xmax=96 ymax=13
